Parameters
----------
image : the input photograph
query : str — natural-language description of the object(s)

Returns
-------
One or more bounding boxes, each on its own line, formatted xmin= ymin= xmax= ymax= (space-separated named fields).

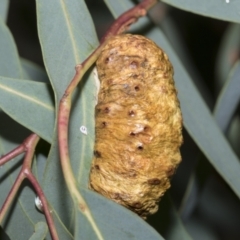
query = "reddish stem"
xmin=0 ymin=134 xmax=59 ymax=240
xmin=26 ymin=170 xmax=58 ymax=240
xmin=0 ymin=170 xmax=25 ymax=223
xmin=0 ymin=133 xmax=35 ymax=166
xmin=101 ymin=0 xmax=157 ymax=43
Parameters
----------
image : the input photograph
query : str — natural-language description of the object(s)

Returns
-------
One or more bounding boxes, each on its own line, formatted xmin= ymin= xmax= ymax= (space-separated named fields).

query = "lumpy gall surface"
xmin=89 ymin=34 xmax=183 ymax=218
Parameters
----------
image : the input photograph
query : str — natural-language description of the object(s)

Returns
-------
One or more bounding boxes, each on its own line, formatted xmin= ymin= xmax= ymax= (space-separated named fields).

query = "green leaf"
xmin=37 ymin=0 xmax=98 ymax=98
xmin=146 ymin=26 xmax=240 ymax=200
xmin=36 ymin=0 xmax=99 ymax=233
xmin=29 ymin=222 xmax=48 ymax=240
xmin=0 ymin=0 xmax=9 ymax=22
xmin=214 ymin=62 xmax=240 ymax=132
xmin=0 ymin=14 xmax=43 ymax=240
xmin=215 ymin=23 xmax=240 ymax=92
xmin=0 ymin=112 xmax=72 ymax=240
xmin=227 ymin=116 xmax=240 ymax=157
xmin=75 ymin=189 xmax=163 ymax=240
xmin=21 ymin=58 xmax=49 ymax=83
xmin=0 ymin=76 xmax=55 ymax=143
xmin=161 ymin=0 xmax=240 ymax=23
xmin=0 ymin=112 xmax=39 ymax=240
xmin=164 ymin=199 xmax=192 ymax=240
xmin=0 ymin=18 xmax=22 ymax=78
xmin=0 ymin=13 xmax=57 ymax=240
xmin=37 ymin=0 xmax=98 ymax=185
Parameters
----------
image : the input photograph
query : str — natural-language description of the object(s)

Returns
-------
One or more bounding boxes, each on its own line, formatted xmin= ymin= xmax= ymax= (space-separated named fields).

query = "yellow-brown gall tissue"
xmin=89 ymin=34 xmax=183 ymax=219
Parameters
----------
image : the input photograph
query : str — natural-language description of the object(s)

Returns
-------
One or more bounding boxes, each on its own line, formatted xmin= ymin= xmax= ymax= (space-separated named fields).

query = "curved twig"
xmin=0 ymin=134 xmax=59 ymax=240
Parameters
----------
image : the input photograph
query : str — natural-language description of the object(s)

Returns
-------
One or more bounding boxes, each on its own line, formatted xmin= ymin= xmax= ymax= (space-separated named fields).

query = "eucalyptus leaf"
xmin=75 ymin=189 xmax=163 ymax=240
xmin=0 ymin=18 xmax=22 ymax=78
xmin=161 ymin=0 xmax=240 ymax=23
xmin=164 ymin=199 xmax=192 ymax=240
xmin=178 ymin=172 xmax=199 ymax=221
xmin=36 ymin=0 xmax=99 ymax=233
xmin=0 ymin=0 xmax=9 ymax=22
xmin=227 ymin=116 xmax=240 ymax=157
xmin=215 ymin=23 xmax=240 ymax=93
xmin=37 ymin=0 xmax=98 ymax=187
xmin=214 ymin=62 xmax=240 ymax=132
xmin=0 ymin=16 xmax=43 ymax=239
xmin=29 ymin=222 xmax=48 ymax=240
xmin=36 ymin=0 xmax=98 ymax=98
xmin=0 ymin=112 xmax=38 ymax=240
xmin=0 ymin=112 xmax=72 ymax=240
xmin=0 ymin=76 xmax=55 ymax=143
xmin=147 ymin=25 xmax=240 ymax=200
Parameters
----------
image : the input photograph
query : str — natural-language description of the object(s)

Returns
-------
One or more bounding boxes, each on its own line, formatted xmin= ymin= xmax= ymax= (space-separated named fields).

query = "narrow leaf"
xmin=147 ymin=27 xmax=240 ymax=199
xmin=37 ymin=0 xmax=98 ymax=98
xmin=36 ymin=0 xmax=99 ymax=233
xmin=0 ymin=113 xmax=72 ymax=240
xmin=37 ymin=0 xmax=98 ymax=188
xmin=215 ymin=23 xmax=240 ymax=92
xmin=0 ymin=76 xmax=55 ymax=143
xmin=214 ymin=62 xmax=240 ymax=132
xmin=0 ymin=16 xmax=43 ymax=239
xmin=28 ymin=222 xmax=48 ymax=240
xmin=75 ymin=189 xmax=163 ymax=240
xmin=0 ymin=15 xmax=54 ymax=240
xmin=0 ymin=18 xmax=22 ymax=78
xmin=0 ymin=114 xmax=37 ymax=240
xmin=161 ymin=0 xmax=240 ymax=23
xmin=0 ymin=0 xmax=9 ymax=22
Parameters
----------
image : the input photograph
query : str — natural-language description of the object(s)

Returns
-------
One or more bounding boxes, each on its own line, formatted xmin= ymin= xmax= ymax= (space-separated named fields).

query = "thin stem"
xmin=26 ymin=170 xmax=59 ymax=240
xmin=0 ymin=134 xmax=59 ymax=240
xmin=0 ymin=134 xmax=39 ymax=223
xmin=0 ymin=133 xmax=37 ymax=166
xmin=0 ymin=146 xmax=24 ymax=166
xmin=0 ymin=171 xmax=25 ymax=223
xmin=57 ymin=0 xmax=157 ymax=238
xmin=101 ymin=0 xmax=157 ymax=42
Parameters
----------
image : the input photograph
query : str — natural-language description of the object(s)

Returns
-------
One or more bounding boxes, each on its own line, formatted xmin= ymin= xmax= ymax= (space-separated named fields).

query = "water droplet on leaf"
xmin=35 ymin=196 xmax=43 ymax=212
